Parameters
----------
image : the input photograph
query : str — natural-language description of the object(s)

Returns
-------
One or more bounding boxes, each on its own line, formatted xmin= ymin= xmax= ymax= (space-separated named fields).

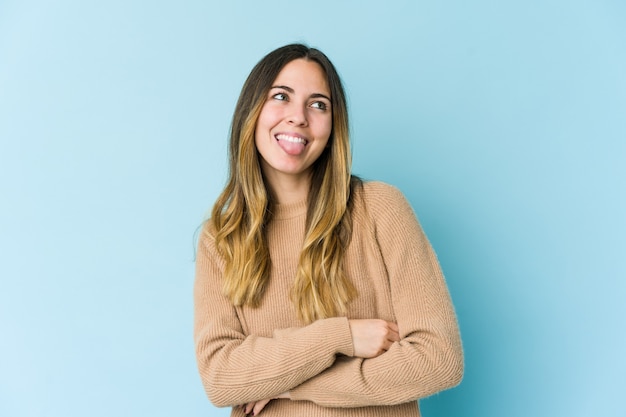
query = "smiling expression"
xmin=254 ymin=58 xmax=332 ymax=186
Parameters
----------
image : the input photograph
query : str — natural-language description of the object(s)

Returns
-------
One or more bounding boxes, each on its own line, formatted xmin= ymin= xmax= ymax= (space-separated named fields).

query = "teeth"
xmin=276 ymin=134 xmax=306 ymax=144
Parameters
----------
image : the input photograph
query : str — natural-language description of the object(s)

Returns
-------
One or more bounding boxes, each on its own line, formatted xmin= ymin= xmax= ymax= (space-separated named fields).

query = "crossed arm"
xmin=240 ymin=319 xmax=401 ymax=415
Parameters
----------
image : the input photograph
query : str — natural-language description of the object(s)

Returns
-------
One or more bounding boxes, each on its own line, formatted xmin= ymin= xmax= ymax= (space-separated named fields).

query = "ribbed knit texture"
xmin=194 ymin=182 xmax=463 ymax=416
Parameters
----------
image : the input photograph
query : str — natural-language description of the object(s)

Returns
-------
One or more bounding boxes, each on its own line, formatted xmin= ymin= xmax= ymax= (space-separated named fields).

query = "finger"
xmin=385 ymin=336 xmax=398 ymax=350
xmin=389 ymin=323 xmax=401 ymax=338
xmin=383 ymin=327 xmax=399 ymax=342
xmin=384 ymin=331 xmax=401 ymax=349
xmin=244 ymin=402 xmax=254 ymax=415
xmin=388 ymin=329 xmax=400 ymax=342
xmin=252 ymin=398 xmax=271 ymax=415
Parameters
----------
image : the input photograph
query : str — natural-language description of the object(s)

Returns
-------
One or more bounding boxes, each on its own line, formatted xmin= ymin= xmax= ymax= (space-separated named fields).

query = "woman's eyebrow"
xmin=271 ymin=85 xmax=294 ymax=92
xmin=311 ymin=93 xmax=331 ymax=102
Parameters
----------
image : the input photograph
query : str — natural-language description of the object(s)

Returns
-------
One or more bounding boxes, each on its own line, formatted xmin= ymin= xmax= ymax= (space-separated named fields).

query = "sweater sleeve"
xmin=289 ymin=183 xmax=464 ymax=407
xmin=193 ymin=226 xmax=354 ymax=408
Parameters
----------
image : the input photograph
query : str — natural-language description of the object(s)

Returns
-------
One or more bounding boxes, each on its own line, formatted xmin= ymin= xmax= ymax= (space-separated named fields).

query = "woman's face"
xmin=254 ymin=58 xmax=332 ymax=186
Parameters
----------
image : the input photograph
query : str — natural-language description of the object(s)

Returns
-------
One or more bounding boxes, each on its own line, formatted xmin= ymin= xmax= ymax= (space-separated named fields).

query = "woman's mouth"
xmin=275 ymin=133 xmax=308 ymax=155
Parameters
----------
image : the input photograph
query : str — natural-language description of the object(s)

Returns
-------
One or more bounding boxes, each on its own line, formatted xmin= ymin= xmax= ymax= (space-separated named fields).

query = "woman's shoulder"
xmin=360 ymin=180 xmax=403 ymax=196
xmin=354 ymin=180 xmax=412 ymax=213
xmin=197 ymin=219 xmax=218 ymax=250
xmin=350 ymin=180 xmax=417 ymax=235
xmin=352 ymin=180 xmax=427 ymax=249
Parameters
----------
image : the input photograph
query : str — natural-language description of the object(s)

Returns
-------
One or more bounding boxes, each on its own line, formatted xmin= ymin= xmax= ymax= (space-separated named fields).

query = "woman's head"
xmin=229 ymin=44 xmax=351 ymax=200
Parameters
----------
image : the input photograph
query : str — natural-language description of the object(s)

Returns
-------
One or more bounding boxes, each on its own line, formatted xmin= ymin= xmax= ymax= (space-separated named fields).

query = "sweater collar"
xmin=271 ymin=199 xmax=307 ymax=220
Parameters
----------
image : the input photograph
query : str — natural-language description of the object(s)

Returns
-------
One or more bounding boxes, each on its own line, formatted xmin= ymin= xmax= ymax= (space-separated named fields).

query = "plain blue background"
xmin=1 ymin=1 xmax=624 ymax=416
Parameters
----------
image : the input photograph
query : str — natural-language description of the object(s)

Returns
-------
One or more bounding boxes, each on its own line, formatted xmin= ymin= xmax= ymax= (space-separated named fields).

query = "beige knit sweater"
xmin=194 ymin=181 xmax=463 ymax=417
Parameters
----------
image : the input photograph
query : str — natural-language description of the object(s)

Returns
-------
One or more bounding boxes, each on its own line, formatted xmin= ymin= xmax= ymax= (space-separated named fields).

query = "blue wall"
xmin=1 ymin=1 xmax=624 ymax=416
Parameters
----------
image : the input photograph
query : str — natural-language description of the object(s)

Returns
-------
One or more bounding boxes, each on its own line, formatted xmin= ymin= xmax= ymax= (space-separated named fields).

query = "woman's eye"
xmin=273 ymin=93 xmax=288 ymax=101
xmin=311 ymin=101 xmax=328 ymax=111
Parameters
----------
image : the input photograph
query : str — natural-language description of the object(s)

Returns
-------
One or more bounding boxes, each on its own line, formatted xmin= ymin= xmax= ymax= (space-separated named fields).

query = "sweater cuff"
xmin=324 ymin=316 xmax=354 ymax=357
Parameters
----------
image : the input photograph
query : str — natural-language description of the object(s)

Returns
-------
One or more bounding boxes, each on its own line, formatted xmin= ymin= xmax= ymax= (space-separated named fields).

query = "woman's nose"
xmin=287 ymin=105 xmax=308 ymax=126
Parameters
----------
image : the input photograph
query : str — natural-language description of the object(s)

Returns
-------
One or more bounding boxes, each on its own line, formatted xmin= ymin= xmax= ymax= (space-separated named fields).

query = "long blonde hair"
xmin=210 ymin=44 xmax=358 ymax=323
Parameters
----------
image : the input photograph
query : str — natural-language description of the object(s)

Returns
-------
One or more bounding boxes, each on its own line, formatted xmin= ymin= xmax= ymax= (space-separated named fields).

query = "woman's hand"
xmin=241 ymin=392 xmax=290 ymax=415
xmin=348 ymin=319 xmax=400 ymax=358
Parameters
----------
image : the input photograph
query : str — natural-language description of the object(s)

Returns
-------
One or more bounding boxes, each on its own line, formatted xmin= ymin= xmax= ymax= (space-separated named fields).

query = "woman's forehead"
xmin=272 ymin=59 xmax=330 ymax=96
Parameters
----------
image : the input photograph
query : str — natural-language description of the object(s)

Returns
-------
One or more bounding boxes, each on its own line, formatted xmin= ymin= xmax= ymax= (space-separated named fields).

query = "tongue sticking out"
xmin=277 ymin=137 xmax=307 ymax=156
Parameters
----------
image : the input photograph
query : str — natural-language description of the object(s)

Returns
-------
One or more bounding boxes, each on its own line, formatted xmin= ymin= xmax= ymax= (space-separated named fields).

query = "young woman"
xmin=194 ymin=44 xmax=463 ymax=417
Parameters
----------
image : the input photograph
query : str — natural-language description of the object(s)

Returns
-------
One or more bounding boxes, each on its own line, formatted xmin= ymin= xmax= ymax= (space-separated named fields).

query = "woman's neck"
xmin=264 ymin=172 xmax=311 ymax=205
